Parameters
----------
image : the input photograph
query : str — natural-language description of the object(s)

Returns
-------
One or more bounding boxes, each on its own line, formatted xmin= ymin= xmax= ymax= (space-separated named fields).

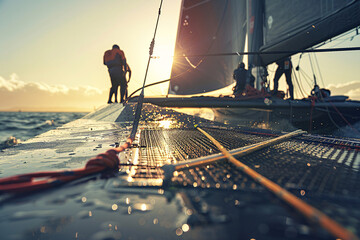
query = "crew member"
xmin=103 ymin=44 xmax=127 ymax=103
xmin=233 ymin=62 xmax=254 ymax=96
xmin=273 ymin=57 xmax=294 ymax=100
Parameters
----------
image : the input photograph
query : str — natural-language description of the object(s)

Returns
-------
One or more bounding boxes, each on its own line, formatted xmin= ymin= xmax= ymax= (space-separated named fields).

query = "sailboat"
xmin=137 ymin=0 xmax=360 ymax=133
xmin=1 ymin=1 xmax=360 ymax=240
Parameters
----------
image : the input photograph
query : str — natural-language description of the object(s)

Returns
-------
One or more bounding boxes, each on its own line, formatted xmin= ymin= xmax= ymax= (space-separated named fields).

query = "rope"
xmin=327 ymin=100 xmax=360 ymax=135
xmin=0 ymin=139 xmax=133 ymax=193
xmin=195 ymin=126 xmax=359 ymax=240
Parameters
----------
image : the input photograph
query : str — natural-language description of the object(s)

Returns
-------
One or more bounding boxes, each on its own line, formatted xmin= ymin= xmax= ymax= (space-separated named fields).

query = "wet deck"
xmin=0 ymin=103 xmax=359 ymax=239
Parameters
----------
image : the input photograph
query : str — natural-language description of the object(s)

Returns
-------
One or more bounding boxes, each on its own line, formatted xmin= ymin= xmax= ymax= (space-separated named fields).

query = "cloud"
xmin=0 ymin=74 xmax=107 ymax=111
xmin=326 ymin=81 xmax=360 ymax=100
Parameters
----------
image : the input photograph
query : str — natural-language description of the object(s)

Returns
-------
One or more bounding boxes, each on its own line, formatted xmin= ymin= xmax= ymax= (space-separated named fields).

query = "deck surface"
xmin=0 ymin=103 xmax=359 ymax=239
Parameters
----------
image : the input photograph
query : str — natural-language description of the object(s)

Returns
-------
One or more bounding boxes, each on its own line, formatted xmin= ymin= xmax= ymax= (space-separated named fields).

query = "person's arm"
xmin=127 ymin=65 xmax=131 ymax=83
xmin=123 ymin=58 xmax=127 ymax=72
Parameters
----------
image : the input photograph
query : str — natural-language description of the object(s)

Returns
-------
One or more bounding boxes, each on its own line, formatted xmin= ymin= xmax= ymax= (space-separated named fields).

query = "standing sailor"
xmin=273 ymin=57 xmax=294 ymax=100
xmin=103 ymin=44 xmax=127 ymax=103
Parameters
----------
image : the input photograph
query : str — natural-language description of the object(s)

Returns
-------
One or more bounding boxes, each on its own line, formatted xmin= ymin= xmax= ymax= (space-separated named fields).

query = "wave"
xmin=0 ymin=112 xmax=86 ymax=149
xmin=0 ymin=136 xmax=20 ymax=150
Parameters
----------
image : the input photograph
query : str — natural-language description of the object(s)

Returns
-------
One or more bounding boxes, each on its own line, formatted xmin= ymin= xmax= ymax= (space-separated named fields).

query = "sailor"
xmin=103 ymin=44 xmax=127 ymax=103
xmin=233 ymin=62 xmax=254 ymax=96
xmin=273 ymin=57 xmax=294 ymax=100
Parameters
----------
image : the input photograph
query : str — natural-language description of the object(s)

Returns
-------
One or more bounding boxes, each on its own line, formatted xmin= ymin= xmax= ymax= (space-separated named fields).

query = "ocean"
xmin=0 ymin=112 xmax=87 ymax=150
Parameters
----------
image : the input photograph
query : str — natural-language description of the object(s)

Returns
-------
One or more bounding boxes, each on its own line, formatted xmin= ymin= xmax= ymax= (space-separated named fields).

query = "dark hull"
xmin=137 ymin=96 xmax=360 ymax=133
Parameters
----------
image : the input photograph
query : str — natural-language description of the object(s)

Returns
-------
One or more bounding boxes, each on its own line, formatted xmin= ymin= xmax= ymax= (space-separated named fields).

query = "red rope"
xmin=0 ymin=138 xmax=133 ymax=194
xmin=328 ymin=100 xmax=360 ymax=135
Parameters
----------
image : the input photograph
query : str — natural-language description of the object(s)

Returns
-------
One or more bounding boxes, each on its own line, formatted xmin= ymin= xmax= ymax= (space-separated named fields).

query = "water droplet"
xmin=182 ymin=224 xmax=190 ymax=232
xmin=133 ymin=203 xmax=153 ymax=212
xmin=112 ymin=204 xmax=118 ymax=211
xmin=176 ymin=228 xmax=183 ymax=236
xmin=186 ymin=209 xmax=193 ymax=216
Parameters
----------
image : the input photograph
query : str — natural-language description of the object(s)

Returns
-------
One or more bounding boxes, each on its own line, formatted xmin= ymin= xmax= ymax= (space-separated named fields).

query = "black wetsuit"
xmin=233 ymin=67 xmax=247 ymax=95
xmin=273 ymin=57 xmax=294 ymax=100
xmin=108 ymin=66 xmax=126 ymax=103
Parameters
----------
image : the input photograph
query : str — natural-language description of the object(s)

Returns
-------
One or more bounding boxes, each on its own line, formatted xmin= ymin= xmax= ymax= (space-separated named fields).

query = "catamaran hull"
xmin=137 ymin=96 xmax=360 ymax=132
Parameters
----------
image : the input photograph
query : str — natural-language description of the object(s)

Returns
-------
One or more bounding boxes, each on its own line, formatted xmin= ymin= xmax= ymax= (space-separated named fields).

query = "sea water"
xmin=0 ymin=112 xmax=87 ymax=149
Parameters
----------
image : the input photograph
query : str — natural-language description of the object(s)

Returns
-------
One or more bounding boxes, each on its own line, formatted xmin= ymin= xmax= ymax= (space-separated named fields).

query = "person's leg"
xmin=119 ymin=82 xmax=126 ymax=103
xmin=108 ymin=79 xmax=116 ymax=103
xmin=285 ymin=70 xmax=294 ymax=100
xmin=273 ymin=67 xmax=283 ymax=94
xmin=109 ymin=68 xmax=122 ymax=103
xmin=114 ymin=83 xmax=119 ymax=103
xmin=108 ymin=87 xmax=113 ymax=103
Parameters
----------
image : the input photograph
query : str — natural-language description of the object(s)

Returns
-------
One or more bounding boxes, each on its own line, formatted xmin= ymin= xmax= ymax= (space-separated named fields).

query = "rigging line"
xmin=309 ymin=54 xmax=317 ymax=85
xmin=308 ymin=54 xmax=318 ymax=87
xmin=128 ymin=79 xmax=170 ymax=100
xmin=299 ymin=69 xmax=316 ymax=89
xmin=313 ymin=53 xmax=325 ymax=88
xmin=294 ymin=56 xmax=308 ymax=98
xmin=326 ymin=101 xmax=360 ymax=135
xmin=195 ymin=126 xmax=359 ymax=240
xmin=174 ymin=47 xmax=360 ymax=58
xmin=127 ymin=66 xmax=192 ymax=100
xmin=129 ymin=0 xmax=163 ymax=140
xmin=292 ymin=70 xmax=306 ymax=99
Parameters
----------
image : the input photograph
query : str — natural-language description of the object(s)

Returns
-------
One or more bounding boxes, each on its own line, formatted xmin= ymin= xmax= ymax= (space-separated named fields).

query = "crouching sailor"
xmin=233 ymin=62 xmax=255 ymax=97
xmin=103 ymin=44 xmax=127 ymax=103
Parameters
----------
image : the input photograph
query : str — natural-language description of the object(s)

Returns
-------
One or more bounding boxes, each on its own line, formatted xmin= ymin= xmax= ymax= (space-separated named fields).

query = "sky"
xmin=0 ymin=0 xmax=359 ymax=111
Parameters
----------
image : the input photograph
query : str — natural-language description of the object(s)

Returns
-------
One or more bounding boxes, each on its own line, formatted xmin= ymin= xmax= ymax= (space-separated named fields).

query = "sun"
xmin=152 ymin=45 xmax=174 ymax=73
xmin=146 ymin=44 xmax=175 ymax=95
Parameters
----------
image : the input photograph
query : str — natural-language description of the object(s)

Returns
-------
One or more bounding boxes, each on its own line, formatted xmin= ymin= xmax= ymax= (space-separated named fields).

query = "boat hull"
xmin=137 ymin=96 xmax=360 ymax=133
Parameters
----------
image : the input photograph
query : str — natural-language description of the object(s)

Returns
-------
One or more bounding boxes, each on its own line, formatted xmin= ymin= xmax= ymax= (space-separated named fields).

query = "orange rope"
xmin=196 ymin=126 xmax=359 ymax=240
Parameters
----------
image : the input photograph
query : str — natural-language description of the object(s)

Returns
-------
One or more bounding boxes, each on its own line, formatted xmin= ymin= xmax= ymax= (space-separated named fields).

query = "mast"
xmin=246 ymin=0 xmax=265 ymax=90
